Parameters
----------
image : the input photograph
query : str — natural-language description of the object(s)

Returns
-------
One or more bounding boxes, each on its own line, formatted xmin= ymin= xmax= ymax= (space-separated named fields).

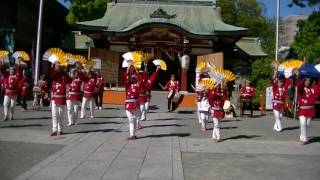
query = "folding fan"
xmin=83 ymin=60 xmax=96 ymax=69
xmin=0 ymin=50 xmax=9 ymax=63
xmin=64 ymin=53 xmax=77 ymax=65
xmin=122 ymin=52 xmax=142 ymax=69
xmin=199 ymin=78 xmax=215 ymax=89
xmin=43 ymin=48 xmax=64 ymax=63
xmin=12 ymin=51 xmax=30 ymax=61
xmin=72 ymin=55 xmax=87 ymax=65
xmin=152 ymin=59 xmax=167 ymax=71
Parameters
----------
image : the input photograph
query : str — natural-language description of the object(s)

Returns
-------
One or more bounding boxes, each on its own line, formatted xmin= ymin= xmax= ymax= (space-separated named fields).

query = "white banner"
xmin=266 ymin=86 xmax=273 ymax=110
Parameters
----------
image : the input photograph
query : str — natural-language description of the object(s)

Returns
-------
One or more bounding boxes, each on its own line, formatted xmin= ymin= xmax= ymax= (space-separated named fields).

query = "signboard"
xmin=266 ymin=86 xmax=273 ymax=110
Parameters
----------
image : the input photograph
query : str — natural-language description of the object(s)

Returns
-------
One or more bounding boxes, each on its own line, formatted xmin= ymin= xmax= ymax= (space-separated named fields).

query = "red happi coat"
xmin=83 ymin=77 xmax=97 ymax=98
xmin=124 ymin=73 xmax=141 ymax=110
xmin=165 ymin=80 xmax=180 ymax=95
xmin=145 ymin=71 xmax=158 ymax=102
xmin=67 ymin=77 xmax=82 ymax=101
xmin=3 ymin=74 xmax=20 ymax=97
xmin=240 ymin=85 xmax=255 ymax=100
xmin=271 ymin=79 xmax=291 ymax=111
xmin=196 ymin=76 xmax=208 ymax=102
xmin=139 ymin=72 xmax=149 ymax=103
xmin=297 ymin=80 xmax=320 ymax=118
xmin=36 ymin=80 xmax=49 ymax=95
xmin=96 ymin=75 xmax=105 ymax=94
xmin=208 ymin=87 xmax=227 ymax=119
xmin=51 ymin=69 xmax=68 ymax=105
xmin=19 ymin=76 xmax=29 ymax=97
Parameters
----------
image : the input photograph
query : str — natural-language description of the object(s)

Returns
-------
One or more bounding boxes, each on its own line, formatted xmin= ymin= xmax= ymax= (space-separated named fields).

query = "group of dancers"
xmin=1 ymin=50 xmax=320 ymax=145
xmin=0 ymin=59 xmax=105 ymax=136
xmin=271 ymin=69 xmax=320 ymax=145
xmin=194 ymin=64 xmax=320 ymax=145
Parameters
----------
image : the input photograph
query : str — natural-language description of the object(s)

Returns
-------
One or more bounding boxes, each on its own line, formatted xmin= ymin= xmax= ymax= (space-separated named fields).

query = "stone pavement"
xmin=0 ymin=94 xmax=319 ymax=180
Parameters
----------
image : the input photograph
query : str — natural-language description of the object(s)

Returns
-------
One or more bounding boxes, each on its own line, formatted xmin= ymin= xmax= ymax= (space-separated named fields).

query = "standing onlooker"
xmin=95 ymin=70 xmax=105 ymax=110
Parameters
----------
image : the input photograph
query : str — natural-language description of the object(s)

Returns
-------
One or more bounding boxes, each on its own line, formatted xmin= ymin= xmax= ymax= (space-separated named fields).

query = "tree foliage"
xmin=65 ymin=0 xmax=109 ymax=25
xmin=288 ymin=0 xmax=320 ymax=7
xmin=291 ymin=12 xmax=320 ymax=63
xmin=217 ymin=0 xmax=276 ymax=103
xmin=217 ymin=0 xmax=268 ymax=37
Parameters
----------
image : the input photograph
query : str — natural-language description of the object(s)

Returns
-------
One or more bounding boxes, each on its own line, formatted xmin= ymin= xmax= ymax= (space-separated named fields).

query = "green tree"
xmin=217 ymin=0 xmax=276 ymax=103
xmin=217 ymin=0 xmax=268 ymax=37
xmin=288 ymin=0 xmax=320 ymax=7
xmin=65 ymin=0 xmax=109 ymax=25
xmin=291 ymin=12 xmax=320 ymax=63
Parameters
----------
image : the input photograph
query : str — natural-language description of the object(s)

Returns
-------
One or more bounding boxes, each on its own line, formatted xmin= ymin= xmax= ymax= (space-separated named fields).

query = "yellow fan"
xmin=56 ymin=51 xmax=68 ymax=67
xmin=136 ymin=51 xmax=153 ymax=62
xmin=0 ymin=50 xmax=9 ymax=58
xmin=83 ymin=60 xmax=96 ymax=69
xmin=73 ymin=55 xmax=87 ymax=65
xmin=199 ymin=78 xmax=215 ymax=89
xmin=64 ymin=53 xmax=76 ymax=65
xmin=43 ymin=48 xmax=64 ymax=63
xmin=122 ymin=51 xmax=143 ymax=69
xmin=223 ymin=69 xmax=236 ymax=82
xmin=278 ymin=59 xmax=303 ymax=69
xmin=211 ymin=68 xmax=236 ymax=82
xmin=0 ymin=50 xmax=9 ymax=63
xmin=12 ymin=51 xmax=30 ymax=61
xmin=152 ymin=59 xmax=167 ymax=71
xmin=196 ymin=58 xmax=206 ymax=70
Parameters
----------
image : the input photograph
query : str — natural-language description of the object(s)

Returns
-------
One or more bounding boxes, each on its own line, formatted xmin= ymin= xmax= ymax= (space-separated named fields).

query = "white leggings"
xmin=197 ymin=102 xmax=201 ymax=123
xmin=81 ymin=97 xmax=95 ymax=118
xmin=200 ymin=112 xmax=209 ymax=129
xmin=299 ymin=116 xmax=311 ymax=142
xmin=126 ymin=109 xmax=140 ymax=136
xmin=212 ymin=118 xmax=220 ymax=140
xmin=273 ymin=110 xmax=283 ymax=132
xmin=3 ymin=95 xmax=17 ymax=120
xmin=67 ymin=100 xmax=80 ymax=124
xmin=140 ymin=101 xmax=149 ymax=121
xmin=51 ymin=100 xmax=65 ymax=133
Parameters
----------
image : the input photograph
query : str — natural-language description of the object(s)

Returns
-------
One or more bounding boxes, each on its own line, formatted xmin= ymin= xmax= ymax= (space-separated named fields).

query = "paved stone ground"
xmin=0 ymin=92 xmax=319 ymax=180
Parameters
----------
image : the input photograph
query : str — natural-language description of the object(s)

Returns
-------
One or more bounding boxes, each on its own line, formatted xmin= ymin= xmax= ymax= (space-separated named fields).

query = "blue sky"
xmin=259 ymin=0 xmax=319 ymax=18
xmin=57 ymin=0 xmax=318 ymax=18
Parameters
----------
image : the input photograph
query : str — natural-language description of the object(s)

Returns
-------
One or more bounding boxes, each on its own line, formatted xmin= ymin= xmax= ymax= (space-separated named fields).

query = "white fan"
xmin=209 ymin=71 xmax=224 ymax=84
xmin=152 ymin=59 xmax=167 ymax=70
xmin=48 ymin=54 xmax=59 ymax=64
xmin=284 ymin=67 xmax=294 ymax=78
xmin=122 ymin=59 xmax=132 ymax=68
xmin=122 ymin=52 xmax=134 ymax=61
xmin=315 ymin=64 xmax=320 ymax=72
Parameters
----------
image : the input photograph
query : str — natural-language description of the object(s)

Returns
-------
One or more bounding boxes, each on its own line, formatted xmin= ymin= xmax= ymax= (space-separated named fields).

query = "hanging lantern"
xmin=181 ymin=54 xmax=190 ymax=70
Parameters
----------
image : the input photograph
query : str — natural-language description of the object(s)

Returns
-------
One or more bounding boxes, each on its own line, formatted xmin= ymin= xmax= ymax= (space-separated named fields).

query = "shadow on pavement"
xmin=207 ymin=126 xmax=238 ymax=130
xmin=149 ymin=105 xmax=159 ymax=110
xmin=222 ymin=135 xmax=261 ymax=142
xmin=103 ymin=107 xmax=120 ymax=110
xmin=94 ymin=116 xmax=127 ymax=119
xmin=222 ymin=119 xmax=242 ymax=123
xmin=148 ymin=118 xmax=176 ymax=121
xmin=282 ymin=126 xmax=299 ymax=131
xmin=79 ymin=121 xmax=123 ymax=125
xmin=308 ymin=136 xmax=320 ymax=144
xmin=71 ymin=128 xmax=116 ymax=134
xmin=138 ymin=133 xmax=191 ymax=139
xmin=0 ymin=124 xmax=44 ymax=128
xmin=142 ymin=123 xmax=185 ymax=128
xmin=14 ymin=117 xmax=51 ymax=120
xmin=177 ymin=110 xmax=195 ymax=114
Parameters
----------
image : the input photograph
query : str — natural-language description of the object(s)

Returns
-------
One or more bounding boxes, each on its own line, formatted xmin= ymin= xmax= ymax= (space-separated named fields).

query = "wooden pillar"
xmin=181 ymin=69 xmax=187 ymax=91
